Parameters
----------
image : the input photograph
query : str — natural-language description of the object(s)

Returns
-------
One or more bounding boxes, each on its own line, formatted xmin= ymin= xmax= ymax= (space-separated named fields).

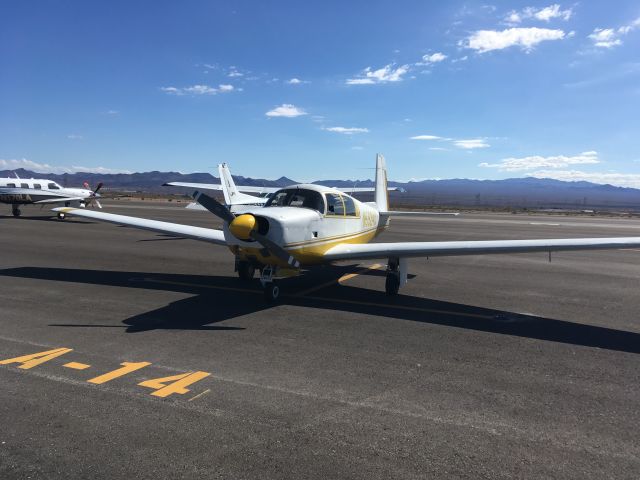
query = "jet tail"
xmin=374 ymin=153 xmax=389 ymax=212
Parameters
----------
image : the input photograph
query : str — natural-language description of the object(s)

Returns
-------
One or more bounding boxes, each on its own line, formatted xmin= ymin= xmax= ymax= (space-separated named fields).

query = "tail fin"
xmin=218 ymin=163 xmax=240 ymax=205
xmin=374 ymin=153 xmax=389 ymax=212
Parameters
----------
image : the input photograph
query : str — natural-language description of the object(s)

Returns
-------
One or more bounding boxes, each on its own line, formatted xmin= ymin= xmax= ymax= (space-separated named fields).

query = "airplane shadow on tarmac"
xmin=1 ymin=266 xmax=639 ymax=354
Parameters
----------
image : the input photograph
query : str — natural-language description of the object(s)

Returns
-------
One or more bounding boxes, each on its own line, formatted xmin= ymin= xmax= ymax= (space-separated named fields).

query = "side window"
xmin=7 ymin=183 xmax=16 ymax=187
xmin=325 ymin=193 xmax=345 ymax=216
xmin=21 ymin=183 xmax=29 ymax=189
xmin=34 ymin=184 xmax=42 ymax=190
xmin=343 ymin=196 xmax=357 ymax=216
xmin=48 ymin=183 xmax=60 ymax=190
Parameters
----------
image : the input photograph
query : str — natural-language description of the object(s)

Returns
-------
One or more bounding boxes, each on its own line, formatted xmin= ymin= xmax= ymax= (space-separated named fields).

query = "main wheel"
xmin=385 ymin=273 xmax=400 ymax=296
xmin=237 ymin=261 xmax=255 ymax=281
xmin=12 ymin=208 xmax=21 ymax=217
xmin=263 ymin=283 xmax=280 ymax=303
xmin=57 ymin=212 xmax=66 ymax=220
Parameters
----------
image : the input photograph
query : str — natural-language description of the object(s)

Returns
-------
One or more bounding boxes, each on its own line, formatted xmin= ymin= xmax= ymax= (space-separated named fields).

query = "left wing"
xmin=164 ymin=182 xmax=278 ymax=194
xmin=323 ymin=237 xmax=640 ymax=261
xmin=52 ymin=207 xmax=227 ymax=245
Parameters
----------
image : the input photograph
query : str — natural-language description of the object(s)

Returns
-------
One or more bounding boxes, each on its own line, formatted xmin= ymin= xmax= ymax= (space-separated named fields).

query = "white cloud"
xmin=346 ymin=64 xmax=410 ymax=85
xmin=351 ymin=146 xmax=364 ymax=150
xmin=527 ymin=170 xmax=640 ymax=188
xmin=287 ymin=77 xmax=310 ymax=85
xmin=429 ymin=147 xmax=448 ymax=151
xmin=0 ymin=158 xmax=132 ymax=175
xmin=265 ymin=104 xmax=307 ymax=118
xmin=323 ymin=126 xmax=369 ymax=135
xmin=417 ymin=52 xmax=447 ymax=65
xmin=160 ymin=84 xmax=235 ymax=96
xmin=589 ymin=18 xmax=640 ymax=48
xmin=505 ymin=4 xmax=573 ymax=24
xmin=67 ymin=134 xmax=83 ymax=140
xmin=479 ymin=151 xmax=599 ymax=171
xmin=228 ymin=71 xmax=243 ymax=77
xmin=454 ymin=138 xmax=490 ymax=149
xmin=410 ymin=135 xmax=442 ymax=140
xmin=105 ymin=110 xmax=119 ymax=115
xmin=463 ymin=27 xmax=567 ymax=53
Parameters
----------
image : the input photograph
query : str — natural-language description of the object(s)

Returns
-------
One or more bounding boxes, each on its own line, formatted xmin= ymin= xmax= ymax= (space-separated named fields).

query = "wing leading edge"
xmin=52 ymin=207 xmax=227 ymax=245
xmin=323 ymin=237 xmax=640 ymax=261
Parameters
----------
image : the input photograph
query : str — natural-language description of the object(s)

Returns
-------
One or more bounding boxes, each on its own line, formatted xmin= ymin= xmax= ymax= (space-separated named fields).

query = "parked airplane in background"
xmin=0 ymin=176 xmax=102 ymax=219
xmin=54 ymin=154 xmax=640 ymax=302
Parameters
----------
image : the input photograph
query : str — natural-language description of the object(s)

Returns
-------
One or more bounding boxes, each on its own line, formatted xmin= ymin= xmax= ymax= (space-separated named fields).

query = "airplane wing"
xmin=323 ymin=237 xmax=640 ymax=261
xmin=52 ymin=207 xmax=227 ymax=245
xmin=379 ymin=210 xmax=459 ymax=217
xmin=33 ymin=196 xmax=86 ymax=204
xmin=163 ymin=182 xmax=278 ymax=194
xmin=333 ymin=187 xmax=402 ymax=193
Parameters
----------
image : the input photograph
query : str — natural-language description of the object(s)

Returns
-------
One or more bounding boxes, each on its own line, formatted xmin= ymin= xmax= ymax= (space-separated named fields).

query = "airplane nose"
xmin=229 ymin=214 xmax=257 ymax=240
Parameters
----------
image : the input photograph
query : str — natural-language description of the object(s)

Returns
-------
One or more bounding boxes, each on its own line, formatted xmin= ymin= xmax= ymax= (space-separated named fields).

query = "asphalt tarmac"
xmin=1 ymin=200 xmax=639 ymax=479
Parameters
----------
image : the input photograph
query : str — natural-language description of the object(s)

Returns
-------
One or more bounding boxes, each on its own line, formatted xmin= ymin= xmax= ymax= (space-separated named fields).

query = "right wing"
xmin=323 ymin=237 xmax=640 ymax=261
xmin=52 ymin=207 xmax=227 ymax=245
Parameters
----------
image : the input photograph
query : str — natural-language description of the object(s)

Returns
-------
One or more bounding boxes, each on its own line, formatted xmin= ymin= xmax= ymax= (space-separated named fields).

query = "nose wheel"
xmin=11 ymin=206 xmax=21 ymax=217
xmin=57 ymin=212 xmax=66 ymax=220
xmin=236 ymin=259 xmax=256 ymax=281
xmin=260 ymin=265 xmax=280 ymax=303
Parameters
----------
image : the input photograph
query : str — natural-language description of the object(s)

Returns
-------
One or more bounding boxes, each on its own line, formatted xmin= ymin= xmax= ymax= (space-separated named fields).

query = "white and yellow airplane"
xmin=54 ymin=154 xmax=640 ymax=302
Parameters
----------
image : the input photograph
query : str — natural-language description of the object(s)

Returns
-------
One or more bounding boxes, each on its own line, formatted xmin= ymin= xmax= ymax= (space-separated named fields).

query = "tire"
xmin=237 ymin=261 xmax=255 ymax=281
xmin=385 ymin=273 xmax=400 ymax=296
xmin=264 ymin=283 xmax=280 ymax=303
xmin=12 ymin=209 xmax=21 ymax=217
xmin=57 ymin=213 xmax=66 ymax=220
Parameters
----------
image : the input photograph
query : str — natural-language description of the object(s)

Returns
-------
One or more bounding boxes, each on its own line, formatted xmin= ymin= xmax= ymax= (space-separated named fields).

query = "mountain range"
xmin=2 ymin=168 xmax=640 ymax=210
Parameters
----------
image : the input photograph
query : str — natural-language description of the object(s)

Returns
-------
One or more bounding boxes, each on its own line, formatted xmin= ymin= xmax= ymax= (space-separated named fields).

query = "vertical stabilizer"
xmin=218 ymin=163 xmax=239 ymax=205
xmin=374 ymin=153 xmax=389 ymax=212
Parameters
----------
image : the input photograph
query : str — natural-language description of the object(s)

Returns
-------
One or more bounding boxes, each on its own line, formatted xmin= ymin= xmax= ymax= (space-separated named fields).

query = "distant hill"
xmin=2 ymin=168 xmax=640 ymax=210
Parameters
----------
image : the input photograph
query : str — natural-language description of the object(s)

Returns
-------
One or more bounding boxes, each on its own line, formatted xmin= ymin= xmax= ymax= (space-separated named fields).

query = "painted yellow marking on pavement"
xmin=87 ymin=361 xmax=151 ymax=384
xmin=63 ymin=362 xmax=91 ymax=370
xmin=303 ymin=295 xmax=494 ymax=320
xmin=139 ymin=371 xmax=211 ymax=398
xmin=188 ymin=388 xmax=211 ymax=402
xmin=0 ymin=347 xmax=72 ymax=370
xmin=295 ymin=263 xmax=383 ymax=297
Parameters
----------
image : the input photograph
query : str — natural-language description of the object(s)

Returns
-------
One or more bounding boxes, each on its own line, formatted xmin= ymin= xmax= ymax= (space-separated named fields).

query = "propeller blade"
xmin=193 ymin=191 xmax=235 ymax=223
xmin=93 ymin=182 xmax=103 ymax=194
xmin=250 ymin=231 xmax=300 ymax=269
xmin=95 ymin=199 xmax=102 ymax=209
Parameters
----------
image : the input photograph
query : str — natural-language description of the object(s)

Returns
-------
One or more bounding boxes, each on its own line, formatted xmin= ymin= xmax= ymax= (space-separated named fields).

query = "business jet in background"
xmin=0 ymin=176 xmax=102 ymax=219
xmin=54 ymin=154 xmax=640 ymax=302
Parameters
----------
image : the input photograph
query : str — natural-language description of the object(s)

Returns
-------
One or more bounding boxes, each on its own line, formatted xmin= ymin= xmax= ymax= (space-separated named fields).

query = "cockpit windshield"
xmin=265 ymin=188 xmax=325 ymax=213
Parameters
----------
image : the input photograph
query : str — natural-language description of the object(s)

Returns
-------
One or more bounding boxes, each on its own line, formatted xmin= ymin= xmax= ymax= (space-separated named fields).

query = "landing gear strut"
xmin=260 ymin=265 xmax=280 ymax=303
xmin=236 ymin=259 xmax=255 ymax=282
xmin=385 ymin=257 xmax=407 ymax=296
xmin=11 ymin=205 xmax=21 ymax=217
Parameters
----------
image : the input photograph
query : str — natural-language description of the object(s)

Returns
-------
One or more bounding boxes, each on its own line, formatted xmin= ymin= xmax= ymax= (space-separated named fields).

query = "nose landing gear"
xmin=385 ymin=257 xmax=408 ymax=296
xmin=260 ymin=265 xmax=280 ymax=303
xmin=11 ymin=205 xmax=21 ymax=217
xmin=235 ymin=259 xmax=256 ymax=282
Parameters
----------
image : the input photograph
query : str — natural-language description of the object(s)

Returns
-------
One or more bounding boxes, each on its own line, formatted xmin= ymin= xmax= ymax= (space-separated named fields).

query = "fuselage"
xmin=0 ymin=178 xmax=95 ymax=205
xmin=225 ymin=184 xmax=387 ymax=266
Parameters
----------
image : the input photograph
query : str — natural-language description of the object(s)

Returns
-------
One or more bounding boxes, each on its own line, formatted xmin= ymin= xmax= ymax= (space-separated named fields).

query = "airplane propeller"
xmin=83 ymin=182 xmax=103 ymax=209
xmin=192 ymin=190 xmax=300 ymax=268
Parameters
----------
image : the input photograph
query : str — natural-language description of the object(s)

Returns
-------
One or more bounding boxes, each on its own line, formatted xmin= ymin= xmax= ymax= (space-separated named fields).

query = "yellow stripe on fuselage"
xmin=234 ymin=225 xmax=387 ymax=267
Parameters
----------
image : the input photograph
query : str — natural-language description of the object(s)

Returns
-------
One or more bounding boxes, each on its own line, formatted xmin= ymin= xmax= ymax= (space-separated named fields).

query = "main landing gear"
xmin=385 ymin=257 xmax=408 ymax=296
xmin=236 ymin=259 xmax=255 ymax=282
xmin=57 ymin=212 xmax=66 ymax=220
xmin=11 ymin=205 xmax=21 ymax=217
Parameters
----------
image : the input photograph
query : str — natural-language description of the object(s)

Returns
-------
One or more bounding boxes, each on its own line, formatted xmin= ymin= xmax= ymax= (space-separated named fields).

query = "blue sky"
xmin=1 ymin=1 xmax=639 ymax=186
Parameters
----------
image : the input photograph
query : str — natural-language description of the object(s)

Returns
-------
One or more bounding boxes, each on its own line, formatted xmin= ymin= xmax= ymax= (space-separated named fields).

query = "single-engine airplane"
xmin=54 ymin=154 xmax=640 ymax=302
xmin=0 ymin=176 xmax=102 ymax=219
